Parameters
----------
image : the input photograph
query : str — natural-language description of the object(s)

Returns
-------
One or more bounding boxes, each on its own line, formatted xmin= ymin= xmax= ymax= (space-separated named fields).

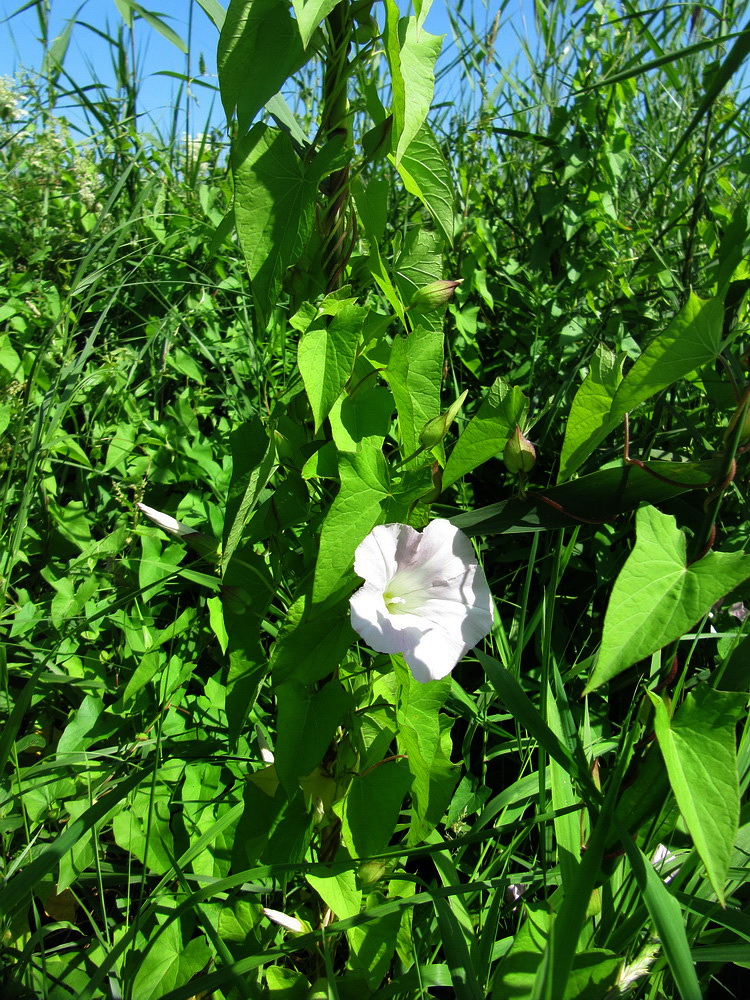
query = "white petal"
xmin=137 ymin=502 xmax=197 ymax=537
xmin=413 ymin=519 xmax=481 ymax=584
xmin=353 ymin=523 xmax=414 ymax=589
xmin=350 ymin=584 xmax=432 ymax=655
xmin=404 ymin=625 xmax=468 ymax=682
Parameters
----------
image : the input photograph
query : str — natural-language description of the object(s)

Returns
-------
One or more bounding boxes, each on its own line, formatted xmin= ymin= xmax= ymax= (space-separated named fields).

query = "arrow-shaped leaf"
xmin=586 ymin=506 xmax=750 ymax=692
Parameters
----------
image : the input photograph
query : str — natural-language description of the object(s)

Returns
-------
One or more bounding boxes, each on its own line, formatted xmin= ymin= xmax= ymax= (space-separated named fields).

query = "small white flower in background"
xmin=350 ymin=519 xmax=494 ymax=683
xmin=255 ymin=724 xmax=275 ymax=764
xmin=137 ymin=502 xmax=199 ymax=538
xmin=651 ymin=843 xmax=680 ymax=883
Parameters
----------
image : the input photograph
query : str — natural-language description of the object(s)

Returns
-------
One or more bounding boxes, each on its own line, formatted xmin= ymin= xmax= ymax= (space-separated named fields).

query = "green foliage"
xmin=2 ymin=3 xmax=750 ymax=999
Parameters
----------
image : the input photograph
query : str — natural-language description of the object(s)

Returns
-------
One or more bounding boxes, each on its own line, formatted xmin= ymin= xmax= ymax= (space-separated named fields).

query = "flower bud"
xmin=137 ymin=502 xmax=219 ymax=561
xmin=358 ymin=860 xmax=386 ymax=885
xmin=408 ymin=279 xmax=463 ymax=314
xmin=503 ymin=426 xmax=536 ymax=474
xmin=262 ymin=908 xmax=309 ymax=935
xmin=419 ymin=390 xmax=468 ymax=449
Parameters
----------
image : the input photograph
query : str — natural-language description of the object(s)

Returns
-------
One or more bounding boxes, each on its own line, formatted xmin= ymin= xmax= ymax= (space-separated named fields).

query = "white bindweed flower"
xmin=350 ymin=519 xmax=494 ymax=683
xmin=137 ymin=502 xmax=198 ymax=537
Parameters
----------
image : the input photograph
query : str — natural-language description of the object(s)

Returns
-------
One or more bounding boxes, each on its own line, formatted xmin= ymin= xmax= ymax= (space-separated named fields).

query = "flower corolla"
xmin=350 ymin=519 xmax=494 ymax=683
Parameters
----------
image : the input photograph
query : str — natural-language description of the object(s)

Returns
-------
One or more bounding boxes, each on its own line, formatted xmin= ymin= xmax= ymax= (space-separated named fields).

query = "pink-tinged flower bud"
xmin=419 ymin=390 xmax=468 ymax=449
xmin=503 ymin=427 xmax=536 ymax=474
xmin=409 ymin=279 xmax=463 ymax=314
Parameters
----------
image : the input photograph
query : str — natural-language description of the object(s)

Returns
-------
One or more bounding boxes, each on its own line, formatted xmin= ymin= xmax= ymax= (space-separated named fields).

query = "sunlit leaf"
xmin=587 ymin=506 xmax=750 ymax=692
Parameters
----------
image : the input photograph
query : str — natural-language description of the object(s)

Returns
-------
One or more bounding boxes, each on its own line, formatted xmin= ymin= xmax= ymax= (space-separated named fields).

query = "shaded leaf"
xmin=558 ymin=346 xmax=625 ymax=482
xmin=610 ymin=293 xmax=723 ymax=421
xmin=453 ymin=459 xmax=720 ymax=535
xmin=272 ymin=593 xmax=354 ymax=685
xmin=339 ymin=759 xmax=413 ymax=858
xmin=233 ymin=123 xmax=316 ymax=325
xmin=218 ymin=0 xmax=307 ymax=132
xmin=275 ymin=679 xmax=353 ymax=795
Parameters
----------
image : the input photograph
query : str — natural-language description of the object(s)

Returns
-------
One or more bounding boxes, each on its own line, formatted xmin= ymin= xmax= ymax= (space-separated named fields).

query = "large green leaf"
xmin=383 ymin=0 xmax=442 ymax=163
xmin=586 ymin=506 xmax=750 ymax=692
xmin=347 ymin=890 xmax=402 ymax=989
xmin=395 ymin=228 xmax=444 ymax=334
xmin=610 ymin=293 xmax=724 ymax=421
xmin=233 ymin=123 xmax=316 ymax=325
xmin=394 ymin=665 xmax=459 ymax=844
xmin=272 ymin=592 xmax=354 ymax=685
xmin=492 ymin=904 xmax=620 ymax=1000
xmin=558 ymin=346 xmax=624 ymax=482
xmin=218 ymin=0 xmax=307 ymax=132
xmin=131 ymin=917 xmax=210 ymax=1000
xmin=452 ymin=458 xmax=720 ymax=535
xmin=297 ymin=300 xmax=368 ymax=432
xmin=306 ymin=869 xmax=361 ymax=920
xmin=649 ymin=686 xmax=745 ymax=904
xmin=386 ymin=328 xmax=444 ymax=463
xmin=313 ymin=445 xmax=390 ymax=604
xmin=329 ymin=379 xmax=395 ymax=452
xmin=290 ymin=0 xmax=338 ymax=47
xmin=395 ymin=124 xmax=455 ymax=246
xmin=442 ymin=379 xmax=528 ymax=489
xmin=339 ymin=759 xmax=413 ymax=857
xmin=275 ymin=679 xmax=353 ymax=796
xmin=222 ymin=416 xmax=276 ymax=571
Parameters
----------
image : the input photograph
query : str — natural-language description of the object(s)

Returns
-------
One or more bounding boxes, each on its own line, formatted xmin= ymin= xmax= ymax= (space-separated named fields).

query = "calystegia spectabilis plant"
xmin=204 ymin=3 xmax=750 ymax=997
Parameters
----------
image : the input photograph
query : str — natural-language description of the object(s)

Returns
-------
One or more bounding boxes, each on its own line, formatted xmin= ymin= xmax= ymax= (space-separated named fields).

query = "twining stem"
xmin=320 ymin=2 xmax=354 ymax=292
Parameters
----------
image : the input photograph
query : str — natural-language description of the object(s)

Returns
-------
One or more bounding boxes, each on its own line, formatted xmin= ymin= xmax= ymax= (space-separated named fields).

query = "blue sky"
xmin=0 ymin=0 xmax=536 ymax=135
